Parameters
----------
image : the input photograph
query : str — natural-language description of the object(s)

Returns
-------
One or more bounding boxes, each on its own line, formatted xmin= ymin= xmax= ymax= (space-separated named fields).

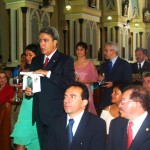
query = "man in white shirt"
xmin=50 ymin=82 xmax=106 ymax=150
xmin=107 ymin=85 xmax=150 ymax=150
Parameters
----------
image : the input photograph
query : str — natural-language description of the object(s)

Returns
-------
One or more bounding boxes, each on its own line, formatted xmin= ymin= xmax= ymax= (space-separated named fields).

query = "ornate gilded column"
xmin=78 ymin=19 xmax=83 ymax=41
xmin=130 ymin=32 xmax=133 ymax=60
xmin=99 ymin=28 xmax=103 ymax=61
xmin=21 ymin=7 xmax=28 ymax=51
xmin=114 ymin=26 xmax=119 ymax=43
xmin=7 ymin=9 xmax=11 ymax=62
xmin=66 ymin=20 xmax=70 ymax=55
xmin=63 ymin=30 xmax=67 ymax=54
xmin=139 ymin=32 xmax=143 ymax=47
xmin=89 ymin=44 xmax=92 ymax=58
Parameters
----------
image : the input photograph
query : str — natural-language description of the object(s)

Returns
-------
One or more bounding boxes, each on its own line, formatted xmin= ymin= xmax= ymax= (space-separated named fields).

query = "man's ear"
xmin=82 ymin=99 xmax=88 ymax=107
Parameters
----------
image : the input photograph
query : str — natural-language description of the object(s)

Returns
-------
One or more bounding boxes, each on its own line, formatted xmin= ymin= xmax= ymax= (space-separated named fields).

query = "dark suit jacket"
xmin=51 ymin=111 xmax=106 ymax=150
xmin=131 ymin=61 xmax=150 ymax=74
xmin=131 ymin=61 xmax=150 ymax=85
xmin=107 ymin=112 xmax=150 ymax=150
xmin=30 ymin=50 xmax=75 ymax=125
xmin=99 ymin=57 xmax=132 ymax=110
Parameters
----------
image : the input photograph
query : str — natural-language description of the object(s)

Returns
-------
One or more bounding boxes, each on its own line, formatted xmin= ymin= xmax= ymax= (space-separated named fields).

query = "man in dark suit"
xmin=25 ymin=27 xmax=75 ymax=150
xmin=107 ymin=85 xmax=150 ymax=150
xmin=98 ymin=42 xmax=132 ymax=113
xmin=131 ymin=47 xmax=150 ymax=85
xmin=51 ymin=82 xmax=106 ymax=150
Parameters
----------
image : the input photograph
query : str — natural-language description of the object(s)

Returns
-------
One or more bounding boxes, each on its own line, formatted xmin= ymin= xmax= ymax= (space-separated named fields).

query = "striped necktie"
xmin=43 ymin=57 xmax=49 ymax=68
xmin=67 ymin=119 xmax=74 ymax=147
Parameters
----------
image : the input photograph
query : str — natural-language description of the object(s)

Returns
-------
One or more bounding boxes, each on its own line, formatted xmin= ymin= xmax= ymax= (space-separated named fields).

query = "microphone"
xmin=80 ymin=142 xmax=83 ymax=150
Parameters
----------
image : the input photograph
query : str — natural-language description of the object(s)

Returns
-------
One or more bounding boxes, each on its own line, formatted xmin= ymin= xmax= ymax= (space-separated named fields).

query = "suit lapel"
xmin=129 ymin=113 xmax=150 ymax=150
xmin=58 ymin=115 xmax=68 ymax=150
xmin=70 ymin=111 xmax=89 ymax=149
xmin=45 ymin=50 xmax=60 ymax=70
xmin=121 ymin=121 xmax=128 ymax=150
xmin=108 ymin=57 xmax=120 ymax=75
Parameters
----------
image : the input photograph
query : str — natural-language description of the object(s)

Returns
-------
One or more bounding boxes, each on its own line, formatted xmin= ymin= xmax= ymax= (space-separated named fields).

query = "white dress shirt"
xmin=67 ymin=111 xmax=84 ymax=136
xmin=44 ymin=49 xmax=57 ymax=78
xmin=128 ymin=111 xmax=148 ymax=139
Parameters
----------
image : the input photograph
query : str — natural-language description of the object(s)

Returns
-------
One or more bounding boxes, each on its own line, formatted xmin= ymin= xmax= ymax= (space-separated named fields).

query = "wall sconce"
xmin=107 ymin=15 xmax=112 ymax=20
xmin=135 ymin=22 xmax=139 ymax=27
xmin=66 ymin=3 xmax=71 ymax=11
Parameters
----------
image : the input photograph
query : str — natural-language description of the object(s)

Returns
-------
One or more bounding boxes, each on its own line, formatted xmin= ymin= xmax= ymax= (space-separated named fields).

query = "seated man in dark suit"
xmin=131 ymin=47 xmax=150 ymax=85
xmin=107 ymin=85 xmax=150 ymax=150
xmin=50 ymin=82 xmax=106 ymax=150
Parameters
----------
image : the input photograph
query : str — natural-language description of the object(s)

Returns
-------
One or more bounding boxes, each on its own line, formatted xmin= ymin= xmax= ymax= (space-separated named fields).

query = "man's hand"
xmin=25 ymin=86 xmax=33 ymax=96
xmin=33 ymin=69 xmax=48 ymax=76
xmin=102 ymin=81 xmax=113 ymax=88
xmin=97 ymin=74 xmax=104 ymax=82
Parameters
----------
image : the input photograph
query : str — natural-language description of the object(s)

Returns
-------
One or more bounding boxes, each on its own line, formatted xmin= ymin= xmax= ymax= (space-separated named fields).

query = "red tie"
xmin=44 ymin=57 xmax=49 ymax=68
xmin=127 ymin=122 xmax=134 ymax=149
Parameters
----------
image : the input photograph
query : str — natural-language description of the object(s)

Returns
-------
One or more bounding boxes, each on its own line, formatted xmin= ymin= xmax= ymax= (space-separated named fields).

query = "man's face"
xmin=135 ymin=50 xmax=145 ymax=63
xmin=143 ymin=77 xmax=150 ymax=93
xmin=39 ymin=33 xmax=57 ymax=56
xmin=64 ymin=86 xmax=88 ymax=118
xmin=104 ymin=45 xmax=116 ymax=60
xmin=119 ymin=90 xmax=140 ymax=120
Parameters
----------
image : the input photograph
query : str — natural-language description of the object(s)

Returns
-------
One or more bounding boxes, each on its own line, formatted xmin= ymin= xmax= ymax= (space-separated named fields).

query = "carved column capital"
xmin=21 ymin=7 xmax=28 ymax=14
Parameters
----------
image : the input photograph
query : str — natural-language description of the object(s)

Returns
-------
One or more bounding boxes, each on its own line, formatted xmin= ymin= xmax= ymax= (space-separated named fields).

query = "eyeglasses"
xmin=119 ymin=99 xmax=135 ymax=105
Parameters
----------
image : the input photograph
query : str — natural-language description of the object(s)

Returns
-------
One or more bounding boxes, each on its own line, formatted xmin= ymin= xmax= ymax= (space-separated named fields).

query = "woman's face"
xmin=76 ymin=46 xmax=86 ymax=58
xmin=0 ymin=73 xmax=7 ymax=87
xmin=111 ymin=87 xmax=122 ymax=104
xmin=25 ymin=49 xmax=36 ymax=64
xmin=21 ymin=55 xmax=26 ymax=64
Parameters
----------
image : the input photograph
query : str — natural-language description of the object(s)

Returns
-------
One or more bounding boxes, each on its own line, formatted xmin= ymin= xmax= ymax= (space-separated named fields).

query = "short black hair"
xmin=25 ymin=43 xmax=40 ymax=56
xmin=76 ymin=42 xmax=88 ymax=52
xmin=143 ymin=72 xmax=150 ymax=78
xmin=123 ymin=85 xmax=150 ymax=111
xmin=67 ymin=82 xmax=89 ymax=100
xmin=135 ymin=47 xmax=146 ymax=54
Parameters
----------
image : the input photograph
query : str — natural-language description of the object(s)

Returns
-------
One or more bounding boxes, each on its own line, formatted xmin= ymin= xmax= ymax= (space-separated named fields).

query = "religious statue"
xmin=122 ymin=0 xmax=129 ymax=17
xmin=144 ymin=10 xmax=150 ymax=23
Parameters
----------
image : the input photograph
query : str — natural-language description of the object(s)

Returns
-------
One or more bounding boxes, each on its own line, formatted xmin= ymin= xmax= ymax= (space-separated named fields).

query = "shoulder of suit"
xmin=87 ymin=112 xmax=106 ymax=124
xmin=112 ymin=117 xmax=128 ymax=124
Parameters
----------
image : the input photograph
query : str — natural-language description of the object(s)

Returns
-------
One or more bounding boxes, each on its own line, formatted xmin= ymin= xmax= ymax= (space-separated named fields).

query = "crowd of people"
xmin=0 ymin=26 xmax=150 ymax=150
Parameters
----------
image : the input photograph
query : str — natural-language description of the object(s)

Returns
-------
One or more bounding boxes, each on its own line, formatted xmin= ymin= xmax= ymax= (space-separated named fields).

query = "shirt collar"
xmin=111 ymin=56 xmax=118 ymax=66
xmin=44 ymin=49 xmax=57 ymax=62
xmin=138 ymin=60 xmax=145 ymax=67
xmin=129 ymin=111 xmax=148 ymax=126
xmin=67 ymin=110 xmax=84 ymax=125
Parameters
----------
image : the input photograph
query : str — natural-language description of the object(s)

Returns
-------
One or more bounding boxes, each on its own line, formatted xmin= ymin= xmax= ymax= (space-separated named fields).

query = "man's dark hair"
xmin=67 ymin=82 xmax=89 ymax=100
xmin=143 ymin=72 xmax=150 ymax=78
xmin=76 ymin=42 xmax=88 ymax=52
xmin=123 ymin=85 xmax=150 ymax=111
xmin=135 ymin=47 xmax=146 ymax=54
xmin=39 ymin=26 xmax=59 ymax=41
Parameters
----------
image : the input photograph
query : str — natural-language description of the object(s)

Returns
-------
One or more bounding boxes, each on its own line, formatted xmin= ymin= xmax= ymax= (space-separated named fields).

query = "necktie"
xmin=138 ymin=63 xmax=141 ymax=70
xmin=67 ymin=119 xmax=74 ymax=147
xmin=43 ymin=57 xmax=49 ymax=68
xmin=109 ymin=61 xmax=112 ymax=72
xmin=127 ymin=122 xmax=134 ymax=149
